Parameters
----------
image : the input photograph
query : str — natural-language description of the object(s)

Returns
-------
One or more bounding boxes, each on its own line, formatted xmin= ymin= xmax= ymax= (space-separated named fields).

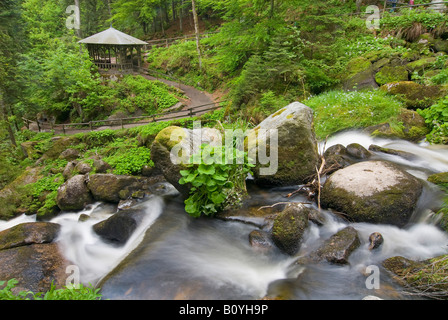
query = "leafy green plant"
xmin=179 ymin=144 xmax=254 ymax=218
xmin=0 ymin=279 xmax=102 ymax=300
xmin=418 ymin=97 xmax=448 ymax=144
xmin=105 ymin=147 xmax=154 ymax=175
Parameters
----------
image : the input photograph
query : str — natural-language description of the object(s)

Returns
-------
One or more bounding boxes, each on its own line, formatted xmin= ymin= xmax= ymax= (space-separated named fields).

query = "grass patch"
xmin=304 ymin=89 xmax=404 ymax=140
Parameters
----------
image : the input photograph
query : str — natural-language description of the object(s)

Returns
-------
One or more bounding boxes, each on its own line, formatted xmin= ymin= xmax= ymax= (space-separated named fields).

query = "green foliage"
xmin=305 ymin=89 xmax=404 ymax=139
xmin=26 ymin=173 xmax=64 ymax=199
xmin=76 ymin=129 xmax=117 ymax=148
xmin=381 ymin=9 xmax=448 ymax=32
xmin=418 ymin=97 xmax=448 ymax=144
xmin=105 ymin=147 xmax=154 ymax=175
xmin=179 ymin=144 xmax=254 ymax=218
xmin=0 ymin=279 xmax=102 ymax=300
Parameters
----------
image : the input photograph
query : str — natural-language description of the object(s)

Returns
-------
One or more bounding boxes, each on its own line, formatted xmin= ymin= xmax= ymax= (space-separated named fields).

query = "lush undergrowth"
xmin=305 ymin=89 xmax=404 ymax=140
xmin=0 ymin=279 xmax=102 ymax=300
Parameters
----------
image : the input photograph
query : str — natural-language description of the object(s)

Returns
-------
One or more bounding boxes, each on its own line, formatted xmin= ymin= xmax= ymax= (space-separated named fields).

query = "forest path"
xmin=27 ymin=71 xmax=221 ymax=135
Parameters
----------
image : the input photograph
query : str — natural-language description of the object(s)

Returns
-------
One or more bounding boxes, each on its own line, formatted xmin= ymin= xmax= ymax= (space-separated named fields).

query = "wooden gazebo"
xmin=78 ymin=27 xmax=147 ymax=72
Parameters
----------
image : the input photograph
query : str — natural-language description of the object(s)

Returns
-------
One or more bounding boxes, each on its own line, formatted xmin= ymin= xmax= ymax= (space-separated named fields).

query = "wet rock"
xmin=427 ymin=172 xmax=448 ymax=187
xmin=271 ymin=203 xmax=309 ymax=256
xmin=0 ymin=222 xmax=70 ymax=294
xmin=323 ymin=144 xmax=354 ymax=170
xmin=368 ymin=145 xmax=416 ymax=161
xmin=298 ymin=226 xmax=361 ymax=265
xmin=346 ymin=143 xmax=371 ymax=160
xmin=0 ymin=222 xmax=60 ymax=251
xmin=247 ymin=102 xmax=320 ymax=186
xmin=368 ymin=232 xmax=384 ymax=250
xmin=0 ymin=243 xmax=71 ymax=294
xmin=249 ymin=230 xmax=274 ymax=252
xmin=92 ymin=209 xmax=145 ymax=246
xmin=363 ymin=109 xmax=429 ymax=141
xmin=321 ymin=161 xmax=423 ymax=227
xmin=118 ymin=199 xmax=139 ymax=210
xmin=57 ymin=174 xmax=94 ymax=212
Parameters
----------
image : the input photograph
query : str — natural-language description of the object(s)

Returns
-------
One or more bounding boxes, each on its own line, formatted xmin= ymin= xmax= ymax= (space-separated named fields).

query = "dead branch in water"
xmin=286 ymin=137 xmax=342 ymax=209
xmin=257 ymin=201 xmax=312 ymax=211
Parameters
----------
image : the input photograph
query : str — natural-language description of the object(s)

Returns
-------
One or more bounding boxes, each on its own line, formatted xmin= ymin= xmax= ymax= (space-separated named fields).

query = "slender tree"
xmin=191 ymin=0 xmax=202 ymax=72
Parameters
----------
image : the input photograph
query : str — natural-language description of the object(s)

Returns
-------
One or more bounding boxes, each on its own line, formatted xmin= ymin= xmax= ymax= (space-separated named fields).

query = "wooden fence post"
xmin=89 ymin=121 xmax=93 ymax=131
xmin=62 ymin=124 xmax=66 ymax=135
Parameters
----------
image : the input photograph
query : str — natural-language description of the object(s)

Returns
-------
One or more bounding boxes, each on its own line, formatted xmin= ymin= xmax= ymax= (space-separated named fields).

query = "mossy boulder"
xmin=380 ymin=81 xmax=447 ymax=109
xmin=342 ymin=57 xmax=378 ymax=91
xmin=406 ymin=57 xmax=437 ymax=75
xmin=271 ymin=203 xmax=310 ymax=256
xmin=323 ymin=144 xmax=355 ymax=170
xmin=0 ymin=222 xmax=60 ymax=251
xmin=383 ymin=254 xmax=448 ymax=298
xmin=151 ymin=126 xmax=223 ymax=198
xmin=363 ymin=109 xmax=429 ymax=141
xmin=247 ymin=102 xmax=320 ymax=186
xmin=375 ymin=65 xmax=409 ymax=86
xmin=87 ymin=174 xmax=153 ymax=203
xmin=0 ymin=167 xmax=43 ymax=220
xmin=427 ymin=172 xmax=448 ymax=189
xmin=321 ymin=161 xmax=423 ymax=227
xmin=56 ymin=174 xmax=93 ymax=212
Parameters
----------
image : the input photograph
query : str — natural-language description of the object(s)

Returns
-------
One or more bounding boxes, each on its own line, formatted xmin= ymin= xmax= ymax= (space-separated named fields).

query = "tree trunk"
xmin=191 ymin=0 xmax=202 ymax=72
xmin=74 ymin=0 xmax=82 ymax=38
xmin=0 ymin=95 xmax=16 ymax=147
xmin=179 ymin=0 xmax=184 ymax=32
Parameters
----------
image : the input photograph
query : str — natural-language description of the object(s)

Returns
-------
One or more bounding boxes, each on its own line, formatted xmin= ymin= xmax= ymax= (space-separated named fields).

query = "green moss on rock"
xmin=375 ymin=66 xmax=409 ymax=86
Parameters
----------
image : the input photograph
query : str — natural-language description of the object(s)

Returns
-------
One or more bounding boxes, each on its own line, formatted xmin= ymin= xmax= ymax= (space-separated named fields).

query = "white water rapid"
xmin=1 ymin=131 xmax=448 ymax=299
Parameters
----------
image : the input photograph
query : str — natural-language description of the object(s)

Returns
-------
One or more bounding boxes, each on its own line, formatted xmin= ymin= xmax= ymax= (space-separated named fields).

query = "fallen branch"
xmin=258 ymin=201 xmax=311 ymax=211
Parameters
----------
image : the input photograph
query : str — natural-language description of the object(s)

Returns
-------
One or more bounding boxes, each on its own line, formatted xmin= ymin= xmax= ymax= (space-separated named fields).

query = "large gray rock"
xmin=247 ymin=102 xmax=320 ymax=186
xmin=57 ymin=175 xmax=93 ymax=212
xmin=321 ymin=161 xmax=423 ymax=226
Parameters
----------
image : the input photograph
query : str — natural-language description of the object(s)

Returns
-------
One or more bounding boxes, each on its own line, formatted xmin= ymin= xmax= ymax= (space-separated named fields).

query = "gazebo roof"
xmin=78 ymin=27 xmax=147 ymax=46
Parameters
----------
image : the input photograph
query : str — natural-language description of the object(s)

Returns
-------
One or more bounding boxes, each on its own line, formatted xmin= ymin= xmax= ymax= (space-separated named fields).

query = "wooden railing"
xmin=22 ymin=100 xmax=227 ymax=135
xmin=144 ymin=31 xmax=219 ymax=50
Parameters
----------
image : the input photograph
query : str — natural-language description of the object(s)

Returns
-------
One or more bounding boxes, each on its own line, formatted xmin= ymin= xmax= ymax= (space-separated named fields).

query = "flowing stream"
xmin=1 ymin=131 xmax=448 ymax=300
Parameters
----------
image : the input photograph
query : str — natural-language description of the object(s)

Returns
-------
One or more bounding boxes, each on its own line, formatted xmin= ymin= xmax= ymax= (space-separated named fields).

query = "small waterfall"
xmin=52 ymin=196 xmax=164 ymax=286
